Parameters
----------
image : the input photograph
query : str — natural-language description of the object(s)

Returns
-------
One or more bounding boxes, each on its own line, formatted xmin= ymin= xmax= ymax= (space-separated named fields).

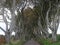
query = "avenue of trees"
xmin=0 ymin=0 xmax=60 ymax=44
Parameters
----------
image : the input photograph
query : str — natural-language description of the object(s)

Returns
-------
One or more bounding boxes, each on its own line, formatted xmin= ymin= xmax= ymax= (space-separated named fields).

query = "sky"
xmin=0 ymin=22 xmax=5 ymax=35
xmin=0 ymin=22 xmax=15 ymax=35
xmin=57 ymin=24 xmax=60 ymax=34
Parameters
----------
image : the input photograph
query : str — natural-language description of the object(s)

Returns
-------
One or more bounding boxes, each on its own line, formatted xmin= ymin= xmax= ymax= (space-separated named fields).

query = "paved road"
xmin=24 ymin=39 xmax=41 ymax=45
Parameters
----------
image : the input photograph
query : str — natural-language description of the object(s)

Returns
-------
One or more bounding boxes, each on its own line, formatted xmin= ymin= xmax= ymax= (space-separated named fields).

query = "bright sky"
xmin=0 ymin=22 xmax=15 ymax=35
xmin=57 ymin=24 xmax=60 ymax=34
xmin=0 ymin=22 xmax=5 ymax=35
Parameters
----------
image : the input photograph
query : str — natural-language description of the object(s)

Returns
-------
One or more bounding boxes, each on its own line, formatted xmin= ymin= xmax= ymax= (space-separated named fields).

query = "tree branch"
xmin=0 ymin=27 xmax=6 ymax=33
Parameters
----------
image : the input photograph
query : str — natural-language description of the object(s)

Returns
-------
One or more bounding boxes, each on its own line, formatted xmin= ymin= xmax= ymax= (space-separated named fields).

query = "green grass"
xmin=36 ymin=37 xmax=60 ymax=45
xmin=57 ymin=35 xmax=60 ymax=41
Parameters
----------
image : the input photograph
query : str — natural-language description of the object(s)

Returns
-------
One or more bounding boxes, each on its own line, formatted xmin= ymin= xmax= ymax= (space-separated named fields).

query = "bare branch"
xmin=0 ymin=27 xmax=6 ymax=32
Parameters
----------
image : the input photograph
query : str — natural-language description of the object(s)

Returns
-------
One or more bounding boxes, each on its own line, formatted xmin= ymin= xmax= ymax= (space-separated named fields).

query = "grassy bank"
xmin=3 ymin=35 xmax=60 ymax=45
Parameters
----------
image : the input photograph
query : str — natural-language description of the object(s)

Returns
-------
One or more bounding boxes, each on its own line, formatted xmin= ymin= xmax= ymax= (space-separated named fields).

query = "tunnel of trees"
xmin=0 ymin=0 xmax=60 ymax=44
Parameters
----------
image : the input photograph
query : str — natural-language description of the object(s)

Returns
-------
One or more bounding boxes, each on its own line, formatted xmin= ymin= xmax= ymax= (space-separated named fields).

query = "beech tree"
xmin=0 ymin=0 xmax=60 ymax=43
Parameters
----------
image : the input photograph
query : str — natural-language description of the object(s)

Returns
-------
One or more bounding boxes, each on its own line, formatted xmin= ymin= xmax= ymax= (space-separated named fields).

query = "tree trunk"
xmin=52 ymin=31 xmax=56 ymax=41
xmin=2 ymin=7 xmax=11 ymax=43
